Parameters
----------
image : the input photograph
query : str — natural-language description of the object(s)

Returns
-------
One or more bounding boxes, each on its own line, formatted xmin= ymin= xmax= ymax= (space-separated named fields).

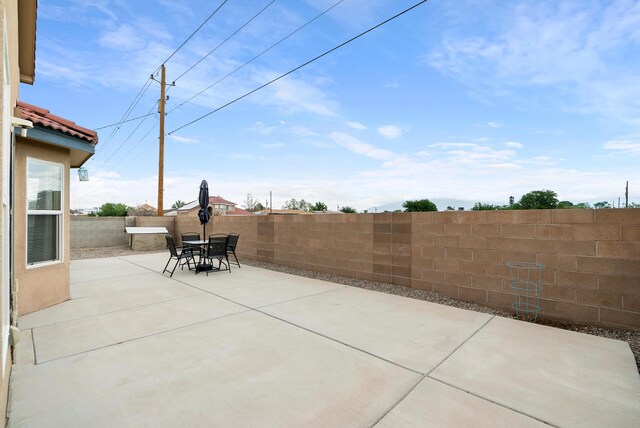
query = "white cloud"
xmin=487 ymin=121 xmax=503 ymax=128
xmin=603 ymin=136 xmax=640 ymax=155
xmin=289 ymin=126 xmax=317 ymax=137
xmin=261 ymin=142 xmax=285 ymax=149
xmin=347 ymin=121 xmax=367 ymax=130
xmin=330 ymin=132 xmax=395 ymax=161
xmin=377 ymin=125 xmax=402 ymax=139
xmin=250 ymin=121 xmax=277 ymax=135
xmin=265 ymin=75 xmax=338 ymax=116
xmin=427 ymin=1 xmax=640 ymax=123
xmin=169 ymin=135 xmax=199 ymax=145
xmin=505 ymin=141 xmax=523 ymax=148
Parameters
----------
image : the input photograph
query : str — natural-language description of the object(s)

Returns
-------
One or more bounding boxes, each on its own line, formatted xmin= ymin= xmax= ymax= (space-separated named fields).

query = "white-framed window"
xmin=26 ymin=158 xmax=63 ymax=266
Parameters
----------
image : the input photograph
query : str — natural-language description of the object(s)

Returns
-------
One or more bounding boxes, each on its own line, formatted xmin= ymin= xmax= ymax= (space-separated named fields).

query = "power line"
xmin=77 ymin=119 xmax=159 ymax=199
xmin=163 ymin=0 xmax=230 ymax=66
xmin=94 ymin=112 xmax=157 ymax=130
xmin=169 ymin=0 xmax=430 ymax=134
xmin=93 ymin=0 xmax=230 ymax=135
xmin=167 ymin=0 xmax=346 ymax=115
xmin=88 ymin=100 xmax=158 ymax=172
xmin=99 ymin=76 xmax=155 ymax=150
xmin=172 ymin=0 xmax=277 ymax=84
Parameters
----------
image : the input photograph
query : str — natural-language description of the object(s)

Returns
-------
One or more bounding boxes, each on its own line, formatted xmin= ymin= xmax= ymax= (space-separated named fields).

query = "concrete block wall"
xmin=77 ymin=210 xmax=640 ymax=330
xmin=409 ymin=209 xmax=640 ymax=330
xmin=70 ymin=216 xmax=135 ymax=248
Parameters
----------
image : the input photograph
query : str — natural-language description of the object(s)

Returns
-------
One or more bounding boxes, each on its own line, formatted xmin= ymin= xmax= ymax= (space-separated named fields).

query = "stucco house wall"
xmin=13 ymin=139 xmax=71 ymax=315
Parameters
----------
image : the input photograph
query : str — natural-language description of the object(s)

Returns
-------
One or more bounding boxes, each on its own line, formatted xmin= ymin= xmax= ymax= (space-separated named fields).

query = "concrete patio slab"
xmin=375 ymin=378 xmax=546 ymax=427
xmin=9 ymin=255 xmax=640 ymax=427
xmin=70 ymin=261 xmax=150 ymax=284
xmin=19 ymin=275 xmax=201 ymax=329
xmin=172 ymin=265 xmax=287 ymax=293
xmin=71 ymin=271 xmax=167 ymax=299
xmin=32 ymin=294 xmax=247 ymax=363
xmin=430 ymin=316 xmax=640 ymax=428
xmin=214 ymin=275 xmax=345 ymax=308
xmin=263 ymin=286 xmax=492 ymax=373
xmin=9 ymin=311 xmax=421 ymax=428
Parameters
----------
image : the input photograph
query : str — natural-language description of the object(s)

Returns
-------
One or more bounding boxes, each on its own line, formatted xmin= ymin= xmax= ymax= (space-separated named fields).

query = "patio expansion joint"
xmin=422 ymin=315 xmax=560 ymax=428
xmin=255 ymin=310 xmax=424 ymax=375
xmin=24 ymin=291 xmax=209 ymax=332
xmin=370 ymin=375 xmax=425 ymax=427
xmin=28 ymin=308 xmax=252 ymax=367
xmin=426 ymin=377 xmax=560 ymax=428
xmin=426 ymin=315 xmax=495 ymax=377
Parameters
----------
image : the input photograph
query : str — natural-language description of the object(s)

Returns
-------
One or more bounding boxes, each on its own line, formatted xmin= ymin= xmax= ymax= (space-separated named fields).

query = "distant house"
xmin=168 ymin=196 xmax=254 ymax=217
xmin=128 ymin=203 xmax=157 ymax=216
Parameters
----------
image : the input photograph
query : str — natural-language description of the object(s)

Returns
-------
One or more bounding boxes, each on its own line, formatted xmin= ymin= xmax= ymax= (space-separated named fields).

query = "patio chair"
xmin=163 ymin=235 xmax=195 ymax=277
xmin=227 ymin=232 xmax=241 ymax=268
xmin=203 ymin=235 xmax=231 ymax=276
xmin=181 ymin=232 xmax=201 ymax=257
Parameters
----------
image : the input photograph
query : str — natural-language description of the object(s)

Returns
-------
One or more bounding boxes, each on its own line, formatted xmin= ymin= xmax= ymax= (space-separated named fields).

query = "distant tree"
xmin=171 ymin=200 xmax=185 ymax=209
xmin=594 ymin=201 xmax=612 ymax=209
xmin=96 ymin=202 xmax=130 ymax=216
xmin=253 ymin=202 xmax=266 ymax=212
xmin=471 ymin=202 xmax=505 ymax=211
xmin=557 ymin=200 xmax=574 ymax=209
xmin=516 ymin=190 xmax=558 ymax=209
xmin=242 ymin=193 xmax=258 ymax=211
xmin=282 ymin=198 xmax=311 ymax=211
xmin=310 ymin=201 xmax=328 ymax=212
xmin=339 ymin=206 xmax=357 ymax=213
xmin=402 ymin=199 xmax=437 ymax=212
xmin=573 ymin=202 xmax=592 ymax=209
xmin=446 ymin=206 xmax=455 ymax=211
xmin=628 ymin=202 xmax=640 ymax=208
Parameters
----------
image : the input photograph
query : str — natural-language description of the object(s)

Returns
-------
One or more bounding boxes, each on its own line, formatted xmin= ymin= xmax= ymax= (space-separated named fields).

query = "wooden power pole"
xmin=157 ymin=65 xmax=166 ymax=216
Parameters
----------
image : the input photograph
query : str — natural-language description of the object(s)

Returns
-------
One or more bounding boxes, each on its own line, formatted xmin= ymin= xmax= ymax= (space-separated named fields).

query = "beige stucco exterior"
xmin=14 ymin=138 xmax=70 ymax=315
xmin=1 ymin=1 xmax=38 ymax=424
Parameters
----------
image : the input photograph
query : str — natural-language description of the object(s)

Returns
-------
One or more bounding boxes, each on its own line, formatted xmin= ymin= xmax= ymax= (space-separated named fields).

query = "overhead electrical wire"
xmin=169 ymin=0 xmax=430 ymax=134
xmin=162 ymin=0 xmax=230 ymax=66
xmin=77 ymin=119 xmax=160 ymax=198
xmin=88 ymin=100 xmax=159 ymax=175
xmin=92 ymin=0 xmax=231 ymax=133
xmin=171 ymin=0 xmax=277 ymax=85
xmin=167 ymin=0 xmax=346 ymax=115
xmin=94 ymin=112 xmax=157 ymax=130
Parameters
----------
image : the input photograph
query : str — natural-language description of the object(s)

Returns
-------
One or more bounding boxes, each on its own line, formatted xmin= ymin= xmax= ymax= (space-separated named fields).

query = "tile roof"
xmin=209 ymin=196 xmax=236 ymax=205
xmin=17 ymin=101 xmax=98 ymax=145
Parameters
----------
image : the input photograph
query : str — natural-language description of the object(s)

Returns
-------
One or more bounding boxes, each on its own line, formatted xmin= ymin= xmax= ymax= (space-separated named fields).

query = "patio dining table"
xmin=182 ymin=240 xmax=211 ymax=273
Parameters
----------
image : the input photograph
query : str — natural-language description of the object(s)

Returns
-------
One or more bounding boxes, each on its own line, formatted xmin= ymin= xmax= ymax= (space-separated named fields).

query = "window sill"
xmin=26 ymin=260 xmax=64 ymax=270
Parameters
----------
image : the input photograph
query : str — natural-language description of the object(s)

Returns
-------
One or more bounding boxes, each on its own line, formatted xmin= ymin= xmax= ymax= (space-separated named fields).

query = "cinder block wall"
xmin=70 ymin=216 xmax=135 ymax=248
xmin=173 ymin=209 xmax=640 ymax=330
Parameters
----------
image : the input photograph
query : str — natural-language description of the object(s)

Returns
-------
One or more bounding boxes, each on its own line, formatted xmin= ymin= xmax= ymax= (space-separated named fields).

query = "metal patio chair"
xmin=227 ymin=232 xmax=241 ymax=268
xmin=181 ymin=232 xmax=201 ymax=257
xmin=203 ymin=235 xmax=231 ymax=276
xmin=163 ymin=235 xmax=195 ymax=277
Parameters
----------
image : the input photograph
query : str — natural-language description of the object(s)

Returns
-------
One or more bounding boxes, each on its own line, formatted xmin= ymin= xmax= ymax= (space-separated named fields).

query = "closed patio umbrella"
xmin=198 ymin=180 xmax=210 ymax=239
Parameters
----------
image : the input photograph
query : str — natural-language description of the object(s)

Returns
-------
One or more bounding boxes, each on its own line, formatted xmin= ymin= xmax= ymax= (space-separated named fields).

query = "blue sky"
xmin=21 ymin=0 xmax=640 ymax=211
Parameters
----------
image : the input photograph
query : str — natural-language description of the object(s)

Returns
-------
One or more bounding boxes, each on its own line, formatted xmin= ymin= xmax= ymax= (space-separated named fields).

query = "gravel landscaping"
xmin=71 ymin=245 xmax=640 ymax=372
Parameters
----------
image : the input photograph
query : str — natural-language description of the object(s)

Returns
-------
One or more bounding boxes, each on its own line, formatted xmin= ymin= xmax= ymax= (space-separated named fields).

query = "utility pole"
xmin=626 ymin=181 xmax=629 ymax=208
xmin=157 ymin=65 xmax=167 ymax=216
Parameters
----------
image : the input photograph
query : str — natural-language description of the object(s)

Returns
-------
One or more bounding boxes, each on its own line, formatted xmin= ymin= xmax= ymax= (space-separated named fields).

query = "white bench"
xmin=125 ymin=227 xmax=169 ymax=251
